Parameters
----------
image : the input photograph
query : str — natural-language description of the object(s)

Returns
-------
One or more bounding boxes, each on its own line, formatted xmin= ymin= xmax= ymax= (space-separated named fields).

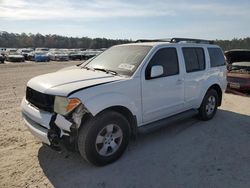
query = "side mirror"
xmin=150 ymin=65 xmax=164 ymax=78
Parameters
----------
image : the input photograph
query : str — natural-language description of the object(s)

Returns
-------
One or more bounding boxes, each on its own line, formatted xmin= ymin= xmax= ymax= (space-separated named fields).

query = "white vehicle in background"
xmin=17 ymin=48 xmax=34 ymax=60
xmin=6 ymin=51 xmax=25 ymax=62
xmin=5 ymin=48 xmax=17 ymax=54
xmin=35 ymin=48 xmax=49 ymax=52
xmin=21 ymin=38 xmax=227 ymax=166
xmin=49 ymin=50 xmax=69 ymax=61
xmin=5 ymin=48 xmax=24 ymax=62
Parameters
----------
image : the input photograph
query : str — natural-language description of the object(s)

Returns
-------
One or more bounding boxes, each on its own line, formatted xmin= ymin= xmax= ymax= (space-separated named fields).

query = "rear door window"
xmin=182 ymin=48 xmax=205 ymax=73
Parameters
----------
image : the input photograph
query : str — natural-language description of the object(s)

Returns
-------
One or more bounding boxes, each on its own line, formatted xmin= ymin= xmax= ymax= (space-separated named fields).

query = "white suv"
xmin=21 ymin=38 xmax=227 ymax=166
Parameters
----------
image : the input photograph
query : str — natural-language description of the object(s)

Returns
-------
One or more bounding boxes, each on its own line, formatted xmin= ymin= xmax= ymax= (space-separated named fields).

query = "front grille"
xmin=26 ymin=87 xmax=55 ymax=112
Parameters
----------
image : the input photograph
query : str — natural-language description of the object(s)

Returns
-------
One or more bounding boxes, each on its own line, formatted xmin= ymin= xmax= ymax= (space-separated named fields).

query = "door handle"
xmin=176 ymin=79 xmax=184 ymax=85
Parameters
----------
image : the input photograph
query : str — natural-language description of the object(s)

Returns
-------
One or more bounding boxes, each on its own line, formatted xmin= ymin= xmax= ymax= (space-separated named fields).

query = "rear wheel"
xmin=198 ymin=89 xmax=219 ymax=120
xmin=78 ymin=110 xmax=130 ymax=166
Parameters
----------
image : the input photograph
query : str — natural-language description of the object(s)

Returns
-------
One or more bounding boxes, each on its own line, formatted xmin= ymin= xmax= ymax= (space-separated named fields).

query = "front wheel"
xmin=198 ymin=89 xmax=219 ymax=121
xmin=78 ymin=111 xmax=130 ymax=166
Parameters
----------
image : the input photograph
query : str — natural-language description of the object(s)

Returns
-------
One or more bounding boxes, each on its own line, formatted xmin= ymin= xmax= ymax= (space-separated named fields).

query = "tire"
xmin=78 ymin=110 xmax=130 ymax=166
xmin=198 ymin=89 xmax=219 ymax=121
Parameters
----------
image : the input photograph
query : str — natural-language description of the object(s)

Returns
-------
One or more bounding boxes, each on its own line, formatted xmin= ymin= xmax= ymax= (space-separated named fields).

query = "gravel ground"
xmin=0 ymin=61 xmax=250 ymax=188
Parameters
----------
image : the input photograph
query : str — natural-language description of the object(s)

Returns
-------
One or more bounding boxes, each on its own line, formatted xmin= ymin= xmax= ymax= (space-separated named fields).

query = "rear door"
xmin=181 ymin=47 xmax=207 ymax=107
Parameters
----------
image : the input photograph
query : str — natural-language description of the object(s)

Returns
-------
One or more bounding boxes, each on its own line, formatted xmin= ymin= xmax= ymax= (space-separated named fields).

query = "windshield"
xmin=84 ymin=45 xmax=151 ymax=76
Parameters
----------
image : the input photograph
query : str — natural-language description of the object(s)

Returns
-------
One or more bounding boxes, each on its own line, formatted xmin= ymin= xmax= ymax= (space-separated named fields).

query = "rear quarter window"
xmin=208 ymin=48 xmax=225 ymax=67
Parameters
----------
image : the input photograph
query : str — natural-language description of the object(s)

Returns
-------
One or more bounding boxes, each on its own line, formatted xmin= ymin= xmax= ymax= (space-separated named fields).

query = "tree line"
xmin=0 ymin=31 xmax=250 ymax=51
xmin=0 ymin=31 xmax=132 ymax=49
xmin=215 ymin=38 xmax=250 ymax=51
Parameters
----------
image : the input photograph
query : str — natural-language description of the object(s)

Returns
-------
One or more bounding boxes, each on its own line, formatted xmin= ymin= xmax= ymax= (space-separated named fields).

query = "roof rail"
xmin=170 ymin=38 xmax=214 ymax=44
xmin=135 ymin=39 xmax=171 ymax=43
xmin=136 ymin=38 xmax=214 ymax=44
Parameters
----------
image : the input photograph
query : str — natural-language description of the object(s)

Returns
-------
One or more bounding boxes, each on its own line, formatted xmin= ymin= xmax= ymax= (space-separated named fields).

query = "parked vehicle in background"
xmin=35 ymin=48 xmax=49 ymax=52
xmin=0 ymin=54 xmax=5 ymax=63
xmin=21 ymin=38 xmax=227 ymax=166
xmin=18 ymin=48 xmax=34 ymax=60
xmin=5 ymin=48 xmax=17 ymax=54
xmin=81 ymin=49 xmax=103 ymax=60
xmin=225 ymin=49 xmax=250 ymax=92
xmin=6 ymin=52 xmax=25 ymax=62
xmin=0 ymin=48 xmax=6 ymax=63
xmin=34 ymin=51 xmax=50 ymax=62
xmin=49 ymin=51 xmax=69 ymax=61
xmin=69 ymin=50 xmax=83 ymax=60
xmin=0 ymin=48 xmax=6 ymax=55
xmin=27 ymin=51 xmax=35 ymax=61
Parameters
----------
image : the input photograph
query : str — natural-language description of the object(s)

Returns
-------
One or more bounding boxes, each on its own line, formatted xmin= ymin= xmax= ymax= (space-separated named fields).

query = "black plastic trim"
xmin=138 ymin=109 xmax=198 ymax=134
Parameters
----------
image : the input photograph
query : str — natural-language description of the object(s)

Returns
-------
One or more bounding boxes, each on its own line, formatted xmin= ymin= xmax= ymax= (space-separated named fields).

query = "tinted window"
xmin=146 ymin=48 xmax=179 ymax=79
xmin=208 ymin=48 xmax=225 ymax=67
xmin=182 ymin=48 xmax=205 ymax=73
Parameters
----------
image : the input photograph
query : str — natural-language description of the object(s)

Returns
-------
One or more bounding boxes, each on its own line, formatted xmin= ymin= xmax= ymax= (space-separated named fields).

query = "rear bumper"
xmin=227 ymin=82 xmax=250 ymax=91
xmin=227 ymin=74 xmax=250 ymax=91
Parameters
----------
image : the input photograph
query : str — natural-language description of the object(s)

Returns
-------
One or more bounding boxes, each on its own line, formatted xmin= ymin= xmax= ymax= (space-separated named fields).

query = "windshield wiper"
xmin=81 ymin=66 xmax=93 ymax=71
xmin=93 ymin=68 xmax=118 ymax=75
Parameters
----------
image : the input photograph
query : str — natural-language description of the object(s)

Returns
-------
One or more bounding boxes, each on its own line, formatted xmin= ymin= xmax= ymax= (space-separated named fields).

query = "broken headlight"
xmin=54 ymin=96 xmax=81 ymax=116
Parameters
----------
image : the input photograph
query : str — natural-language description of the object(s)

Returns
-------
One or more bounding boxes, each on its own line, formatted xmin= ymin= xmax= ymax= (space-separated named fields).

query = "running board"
xmin=138 ymin=109 xmax=198 ymax=133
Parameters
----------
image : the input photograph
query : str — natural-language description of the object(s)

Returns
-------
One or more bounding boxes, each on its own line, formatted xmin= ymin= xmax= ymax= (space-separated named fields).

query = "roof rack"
xmin=135 ymin=39 xmax=171 ymax=43
xmin=136 ymin=38 xmax=214 ymax=44
xmin=171 ymin=38 xmax=214 ymax=44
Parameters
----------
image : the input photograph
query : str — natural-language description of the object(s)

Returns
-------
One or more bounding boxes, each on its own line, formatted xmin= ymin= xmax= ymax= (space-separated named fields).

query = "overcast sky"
xmin=0 ymin=0 xmax=249 ymax=40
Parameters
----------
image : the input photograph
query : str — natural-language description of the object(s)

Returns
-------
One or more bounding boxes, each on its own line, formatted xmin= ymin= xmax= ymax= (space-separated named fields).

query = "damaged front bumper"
xmin=21 ymin=97 xmax=88 ymax=149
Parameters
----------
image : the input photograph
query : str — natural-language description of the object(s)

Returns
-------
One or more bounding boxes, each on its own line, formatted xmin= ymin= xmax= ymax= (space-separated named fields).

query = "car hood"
xmin=27 ymin=67 xmax=124 ymax=96
xmin=225 ymin=50 xmax=250 ymax=63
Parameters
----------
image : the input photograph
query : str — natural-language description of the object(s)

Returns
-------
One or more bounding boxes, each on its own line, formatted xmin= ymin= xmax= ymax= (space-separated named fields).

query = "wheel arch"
xmin=96 ymin=105 xmax=138 ymax=138
xmin=207 ymin=84 xmax=223 ymax=106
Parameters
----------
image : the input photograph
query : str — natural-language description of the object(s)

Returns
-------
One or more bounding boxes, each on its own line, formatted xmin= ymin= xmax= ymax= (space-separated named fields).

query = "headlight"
xmin=54 ymin=96 xmax=81 ymax=115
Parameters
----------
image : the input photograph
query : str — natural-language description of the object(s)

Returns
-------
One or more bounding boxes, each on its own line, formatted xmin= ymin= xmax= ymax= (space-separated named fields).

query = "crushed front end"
xmin=21 ymin=87 xmax=90 ymax=151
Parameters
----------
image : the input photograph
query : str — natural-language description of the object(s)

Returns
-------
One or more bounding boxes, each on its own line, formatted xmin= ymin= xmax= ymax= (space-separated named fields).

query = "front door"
xmin=141 ymin=47 xmax=184 ymax=123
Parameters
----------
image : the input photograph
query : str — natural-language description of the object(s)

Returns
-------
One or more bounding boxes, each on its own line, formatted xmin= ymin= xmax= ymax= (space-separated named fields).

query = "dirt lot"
xmin=0 ymin=61 xmax=250 ymax=188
